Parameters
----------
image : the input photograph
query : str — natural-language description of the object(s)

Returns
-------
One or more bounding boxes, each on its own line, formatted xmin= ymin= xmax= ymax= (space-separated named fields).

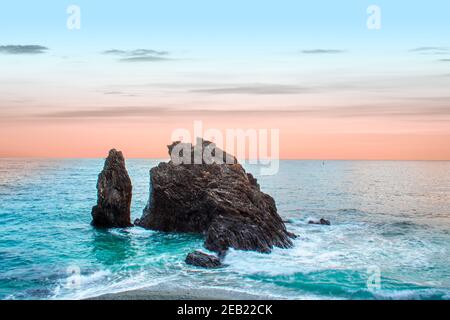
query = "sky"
xmin=0 ymin=0 xmax=449 ymax=159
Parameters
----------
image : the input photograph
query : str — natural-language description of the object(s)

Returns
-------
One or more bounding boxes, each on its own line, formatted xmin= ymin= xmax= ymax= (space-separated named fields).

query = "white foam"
xmin=53 ymin=269 xmax=177 ymax=300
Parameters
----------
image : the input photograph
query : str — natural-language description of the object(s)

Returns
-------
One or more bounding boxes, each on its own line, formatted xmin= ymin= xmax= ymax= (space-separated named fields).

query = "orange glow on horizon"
xmin=1 ymin=114 xmax=449 ymax=160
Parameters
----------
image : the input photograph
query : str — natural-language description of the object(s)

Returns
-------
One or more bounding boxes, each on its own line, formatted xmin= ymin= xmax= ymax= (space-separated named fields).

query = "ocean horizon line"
xmin=1 ymin=156 xmax=450 ymax=162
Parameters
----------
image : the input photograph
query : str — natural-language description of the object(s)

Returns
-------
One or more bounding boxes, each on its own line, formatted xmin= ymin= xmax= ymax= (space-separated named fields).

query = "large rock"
xmin=91 ymin=149 xmax=132 ymax=228
xmin=136 ymin=140 xmax=294 ymax=254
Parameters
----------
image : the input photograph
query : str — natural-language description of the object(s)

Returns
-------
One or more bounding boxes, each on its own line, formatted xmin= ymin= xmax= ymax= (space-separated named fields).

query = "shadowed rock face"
xmin=136 ymin=140 xmax=294 ymax=254
xmin=91 ymin=149 xmax=132 ymax=228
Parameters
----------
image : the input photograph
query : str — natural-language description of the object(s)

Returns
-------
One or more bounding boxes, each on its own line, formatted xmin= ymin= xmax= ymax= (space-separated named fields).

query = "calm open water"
xmin=0 ymin=159 xmax=449 ymax=300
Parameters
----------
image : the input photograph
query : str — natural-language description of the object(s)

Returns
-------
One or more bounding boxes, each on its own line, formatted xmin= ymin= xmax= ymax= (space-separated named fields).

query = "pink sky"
xmin=1 ymin=113 xmax=449 ymax=159
xmin=1 ymin=41 xmax=449 ymax=160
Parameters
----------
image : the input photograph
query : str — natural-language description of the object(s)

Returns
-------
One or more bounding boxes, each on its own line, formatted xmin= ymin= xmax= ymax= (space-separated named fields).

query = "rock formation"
xmin=185 ymin=251 xmax=222 ymax=268
xmin=91 ymin=149 xmax=132 ymax=228
xmin=135 ymin=140 xmax=294 ymax=255
xmin=308 ymin=218 xmax=331 ymax=226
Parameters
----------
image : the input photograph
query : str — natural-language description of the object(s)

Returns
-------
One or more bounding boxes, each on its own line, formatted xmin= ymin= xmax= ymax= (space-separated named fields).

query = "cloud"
xmin=102 ymin=49 xmax=169 ymax=56
xmin=410 ymin=46 xmax=448 ymax=54
xmin=103 ymin=91 xmax=139 ymax=97
xmin=119 ymin=56 xmax=170 ymax=62
xmin=191 ymin=84 xmax=310 ymax=95
xmin=0 ymin=45 xmax=48 ymax=54
xmin=301 ymin=49 xmax=345 ymax=54
xmin=319 ymin=105 xmax=450 ymax=118
xmin=29 ymin=106 xmax=304 ymax=119
xmin=439 ymin=59 xmax=450 ymax=62
xmin=34 ymin=106 xmax=171 ymax=119
xmin=103 ymin=91 xmax=124 ymax=95
xmin=32 ymin=105 xmax=450 ymax=121
xmin=102 ymin=48 xmax=171 ymax=62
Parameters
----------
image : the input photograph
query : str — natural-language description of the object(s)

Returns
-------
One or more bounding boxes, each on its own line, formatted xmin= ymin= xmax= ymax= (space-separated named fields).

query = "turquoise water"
xmin=0 ymin=159 xmax=449 ymax=300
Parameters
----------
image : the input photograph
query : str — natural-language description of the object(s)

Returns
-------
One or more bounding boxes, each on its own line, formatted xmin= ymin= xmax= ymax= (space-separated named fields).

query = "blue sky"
xmin=1 ymin=1 xmax=449 ymax=55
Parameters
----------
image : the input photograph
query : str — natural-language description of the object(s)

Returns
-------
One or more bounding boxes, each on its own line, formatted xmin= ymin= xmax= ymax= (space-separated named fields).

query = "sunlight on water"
xmin=0 ymin=159 xmax=449 ymax=299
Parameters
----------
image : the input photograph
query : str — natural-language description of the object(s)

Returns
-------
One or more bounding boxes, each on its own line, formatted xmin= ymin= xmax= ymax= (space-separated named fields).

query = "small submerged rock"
xmin=308 ymin=218 xmax=331 ymax=226
xmin=91 ymin=149 xmax=132 ymax=228
xmin=185 ymin=251 xmax=222 ymax=268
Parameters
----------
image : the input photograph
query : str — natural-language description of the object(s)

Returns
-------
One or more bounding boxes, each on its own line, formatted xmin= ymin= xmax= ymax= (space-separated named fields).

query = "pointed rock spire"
xmin=91 ymin=149 xmax=132 ymax=228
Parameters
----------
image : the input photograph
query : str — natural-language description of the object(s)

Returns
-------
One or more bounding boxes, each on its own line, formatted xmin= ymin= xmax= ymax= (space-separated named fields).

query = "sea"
xmin=0 ymin=159 xmax=449 ymax=300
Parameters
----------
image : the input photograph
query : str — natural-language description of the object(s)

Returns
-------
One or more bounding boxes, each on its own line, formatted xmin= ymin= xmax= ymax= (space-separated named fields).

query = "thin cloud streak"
xmin=102 ymin=49 xmax=169 ymax=56
xmin=102 ymin=48 xmax=171 ymax=62
xmin=119 ymin=56 xmax=170 ymax=62
xmin=25 ymin=104 xmax=450 ymax=120
xmin=0 ymin=45 xmax=48 ymax=54
xmin=410 ymin=47 xmax=448 ymax=54
xmin=301 ymin=49 xmax=345 ymax=54
xmin=33 ymin=106 xmax=170 ymax=118
xmin=191 ymin=84 xmax=310 ymax=95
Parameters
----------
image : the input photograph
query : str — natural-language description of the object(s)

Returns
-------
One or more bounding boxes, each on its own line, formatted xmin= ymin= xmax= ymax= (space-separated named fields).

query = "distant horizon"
xmin=1 ymin=131 xmax=449 ymax=160
xmin=1 ymin=156 xmax=449 ymax=161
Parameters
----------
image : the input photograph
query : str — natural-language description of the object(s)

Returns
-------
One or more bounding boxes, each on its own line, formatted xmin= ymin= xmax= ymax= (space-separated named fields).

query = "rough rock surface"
xmin=185 ymin=251 xmax=222 ymax=268
xmin=91 ymin=149 xmax=132 ymax=228
xmin=308 ymin=218 xmax=331 ymax=226
xmin=136 ymin=140 xmax=294 ymax=254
